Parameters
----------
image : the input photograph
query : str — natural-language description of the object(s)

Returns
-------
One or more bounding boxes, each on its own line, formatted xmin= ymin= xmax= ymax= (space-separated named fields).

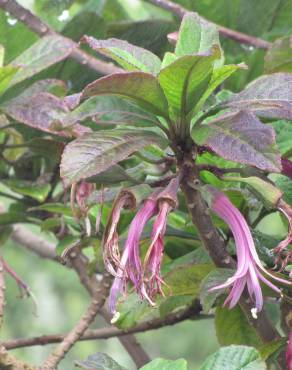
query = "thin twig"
xmin=70 ymin=253 xmax=151 ymax=368
xmin=42 ymin=271 xmax=112 ymax=369
xmin=0 ymin=345 xmax=36 ymax=370
xmin=2 ymin=301 xmax=201 ymax=350
xmin=0 ymin=0 xmax=122 ymax=75
xmin=144 ymin=0 xmax=271 ymax=49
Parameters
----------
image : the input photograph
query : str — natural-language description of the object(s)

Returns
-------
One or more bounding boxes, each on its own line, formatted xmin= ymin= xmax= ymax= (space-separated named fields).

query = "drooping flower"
xmin=102 ymin=190 xmax=136 ymax=276
xmin=108 ymin=177 xmax=180 ymax=313
xmin=143 ymin=177 xmax=179 ymax=300
xmin=287 ymin=331 xmax=292 ymax=370
xmin=108 ymin=197 xmax=158 ymax=313
xmin=281 ymin=157 xmax=292 ymax=179
xmin=205 ymin=186 xmax=291 ymax=315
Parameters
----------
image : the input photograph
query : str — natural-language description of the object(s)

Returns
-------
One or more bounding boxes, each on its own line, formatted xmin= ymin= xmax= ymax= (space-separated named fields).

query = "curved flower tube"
xmin=207 ymin=188 xmax=291 ymax=315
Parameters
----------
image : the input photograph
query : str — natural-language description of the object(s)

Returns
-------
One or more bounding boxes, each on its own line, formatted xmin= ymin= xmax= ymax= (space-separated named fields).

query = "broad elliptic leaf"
xmin=225 ymin=73 xmax=292 ymax=120
xmin=158 ymin=47 xmax=220 ymax=119
xmin=200 ymin=345 xmax=266 ymax=370
xmin=215 ymin=305 xmax=261 ymax=348
xmin=2 ymin=179 xmax=51 ymax=202
xmin=60 ymin=129 xmax=167 ymax=187
xmin=75 ymin=352 xmax=126 ymax=370
xmin=164 ymin=263 xmax=214 ymax=296
xmin=81 ymin=72 xmax=168 ymax=117
xmin=1 ymin=81 xmax=89 ymax=137
xmin=60 ymin=96 xmax=160 ymax=128
xmin=9 ymin=35 xmax=76 ymax=87
xmin=192 ymin=110 xmax=281 ymax=172
xmin=175 ymin=12 xmax=220 ymax=57
xmin=81 ymin=36 xmax=161 ymax=75
xmin=265 ymin=36 xmax=292 ymax=73
xmin=140 ymin=358 xmax=188 ymax=370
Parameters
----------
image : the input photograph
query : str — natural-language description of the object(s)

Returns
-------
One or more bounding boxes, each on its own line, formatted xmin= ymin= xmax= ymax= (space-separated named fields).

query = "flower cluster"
xmin=103 ymin=178 xmax=180 ymax=313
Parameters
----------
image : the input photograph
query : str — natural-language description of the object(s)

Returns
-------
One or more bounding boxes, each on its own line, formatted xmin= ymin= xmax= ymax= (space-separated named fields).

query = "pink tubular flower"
xmin=143 ymin=177 xmax=179 ymax=301
xmin=109 ymin=197 xmax=158 ymax=313
xmin=207 ymin=187 xmax=291 ymax=315
xmin=281 ymin=158 xmax=292 ymax=179
xmin=287 ymin=331 xmax=292 ymax=370
xmin=108 ymin=177 xmax=180 ymax=314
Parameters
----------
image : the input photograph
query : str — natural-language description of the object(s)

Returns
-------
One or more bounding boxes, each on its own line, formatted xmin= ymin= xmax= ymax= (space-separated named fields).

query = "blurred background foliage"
xmin=0 ymin=0 xmax=292 ymax=369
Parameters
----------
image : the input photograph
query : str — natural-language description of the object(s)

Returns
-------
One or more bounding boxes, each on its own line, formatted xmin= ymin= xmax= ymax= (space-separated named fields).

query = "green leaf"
xmin=0 ymin=65 xmax=19 ymax=96
xmin=2 ymin=179 xmax=51 ymax=202
xmin=200 ymin=345 xmax=266 ymax=370
xmin=225 ymin=73 xmax=292 ymax=120
xmin=56 ymin=235 xmax=80 ymax=257
xmin=81 ymin=72 xmax=169 ymax=117
xmin=28 ymin=203 xmax=72 ymax=217
xmin=140 ymin=358 xmax=188 ymax=370
xmin=158 ymin=47 xmax=220 ymax=119
xmin=115 ymin=293 xmax=157 ymax=329
xmin=175 ymin=12 xmax=220 ymax=57
xmin=215 ymin=305 xmax=261 ymax=348
xmin=60 ymin=96 xmax=160 ymax=128
xmin=194 ymin=63 xmax=246 ymax=113
xmin=81 ymin=36 xmax=161 ymax=75
xmin=164 ymin=264 xmax=214 ymax=296
xmin=272 ymin=174 xmax=292 ymax=205
xmin=265 ymin=36 xmax=292 ymax=73
xmin=60 ymin=129 xmax=167 ymax=187
xmin=258 ymin=338 xmax=287 ymax=361
xmin=200 ymin=268 xmax=234 ymax=312
xmin=271 ymin=120 xmax=292 ymax=156
xmin=192 ymin=111 xmax=281 ymax=172
xmin=9 ymin=35 xmax=75 ymax=87
xmin=0 ymin=212 xmax=33 ymax=225
xmin=75 ymin=352 xmax=126 ymax=370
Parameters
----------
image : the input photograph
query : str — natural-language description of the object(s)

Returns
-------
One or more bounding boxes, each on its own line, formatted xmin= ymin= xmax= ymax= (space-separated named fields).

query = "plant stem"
xmin=1 ymin=300 xmax=202 ymax=349
xmin=42 ymin=272 xmax=112 ymax=369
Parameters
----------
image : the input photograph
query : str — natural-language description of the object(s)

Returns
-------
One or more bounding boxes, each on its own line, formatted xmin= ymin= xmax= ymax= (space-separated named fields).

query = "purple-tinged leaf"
xmin=264 ymin=36 xmax=292 ymax=73
xmin=81 ymin=36 xmax=161 ymax=75
xmin=60 ymin=96 xmax=160 ymax=127
xmin=158 ymin=46 xmax=221 ymax=119
xmin=9 ymin=35 xmax=76 ymax=87
xmin=60 ymin=129 xmax=167 ymax=187
xmin=192 ymin=111 xmax=281 ymax=172
xmin=1 ymin=81 xmax=89 ymax=137
xmin=81 ymin=72 xmax=168 ymax=117
xmin=225 ymin=73 xmax=292 ymax=120
xmin=63 ymin=93 xmax=82 ymax=110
